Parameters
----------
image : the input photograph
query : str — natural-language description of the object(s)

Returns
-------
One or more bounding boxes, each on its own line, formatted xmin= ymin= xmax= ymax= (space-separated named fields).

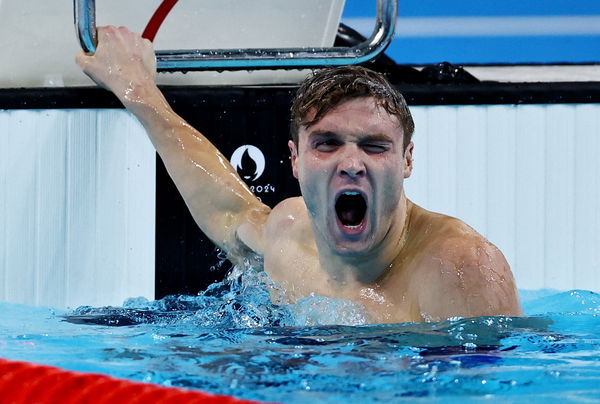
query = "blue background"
xmin=341 ymin=0 xmax=600 ymax=64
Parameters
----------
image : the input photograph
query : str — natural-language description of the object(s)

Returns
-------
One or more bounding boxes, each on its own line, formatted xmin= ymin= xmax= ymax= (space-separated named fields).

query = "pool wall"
xmin=1 ymin=82 xmax=599 ymax=308
xmin=407 ymin=103 xmax=600 ymax=292
xmin=0 ymin=108 xmax=155 ymax=308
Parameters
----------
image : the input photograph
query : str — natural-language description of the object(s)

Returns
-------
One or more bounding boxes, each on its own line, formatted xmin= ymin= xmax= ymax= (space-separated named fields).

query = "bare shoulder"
xmin=410 ymin=207 xmax=522 ymax=321
xmin=234 ymin=197 xmax=306 ymax=258
xmin=265 ymin=197 xmax=312 ymax=242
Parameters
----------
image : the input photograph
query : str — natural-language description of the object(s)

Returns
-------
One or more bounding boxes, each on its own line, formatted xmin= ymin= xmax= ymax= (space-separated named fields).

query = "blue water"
xmin=1 ymin=267 xmax=599 ymax=403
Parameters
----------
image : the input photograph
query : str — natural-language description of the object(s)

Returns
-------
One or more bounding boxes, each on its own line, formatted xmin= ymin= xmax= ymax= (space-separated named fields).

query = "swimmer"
xmin=77 ymin=26 xmax=522 ymax=323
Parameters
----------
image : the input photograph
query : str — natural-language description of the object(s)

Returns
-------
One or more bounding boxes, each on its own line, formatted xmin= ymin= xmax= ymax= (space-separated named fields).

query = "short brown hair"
xmin=290 ymin=66 xmax=414 ymax=150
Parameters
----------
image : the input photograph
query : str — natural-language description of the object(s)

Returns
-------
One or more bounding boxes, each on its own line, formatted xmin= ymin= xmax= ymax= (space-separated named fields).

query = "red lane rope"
xmin=0 ymin=358 xmax=266 ymax=404
xmin=142 ymin=0 xmax=179 ymax=42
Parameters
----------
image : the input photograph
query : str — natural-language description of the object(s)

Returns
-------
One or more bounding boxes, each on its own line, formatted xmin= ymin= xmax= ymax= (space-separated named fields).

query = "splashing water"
xmin=69 ymin=262 xmax=370 ymax=329
xmin=0 ymin=262 xmax=599 ymax=403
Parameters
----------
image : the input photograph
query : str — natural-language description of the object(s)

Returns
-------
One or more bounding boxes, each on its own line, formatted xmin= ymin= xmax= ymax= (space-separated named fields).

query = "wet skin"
xmin=265 ymin=98 xmax=520 ymax=322
xmin=77 ymin=26 xmax=522 ymax=323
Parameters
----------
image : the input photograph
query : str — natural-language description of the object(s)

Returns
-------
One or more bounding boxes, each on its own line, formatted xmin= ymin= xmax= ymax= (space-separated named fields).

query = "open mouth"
xmin=335 ymin=191 xmax=367 ymax=228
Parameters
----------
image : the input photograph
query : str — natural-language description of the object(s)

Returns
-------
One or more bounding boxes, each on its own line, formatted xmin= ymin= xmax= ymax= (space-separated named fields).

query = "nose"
xmin=338 ymin=147 xmax=366 ymax=179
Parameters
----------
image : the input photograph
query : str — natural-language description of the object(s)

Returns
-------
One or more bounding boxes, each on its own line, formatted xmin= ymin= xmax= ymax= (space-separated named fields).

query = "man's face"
xmin=288 ymin=96 xmax=413 ymax=255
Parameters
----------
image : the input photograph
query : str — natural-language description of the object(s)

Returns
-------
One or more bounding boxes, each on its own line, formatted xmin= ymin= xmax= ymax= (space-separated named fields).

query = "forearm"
xmin=123 ymin=83 xmax=269 ymax=254
xmin=76 ymin=26 xmax=269 ymax=258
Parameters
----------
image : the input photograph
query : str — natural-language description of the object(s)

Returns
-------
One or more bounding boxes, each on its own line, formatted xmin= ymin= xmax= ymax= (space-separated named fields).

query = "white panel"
xmin=0 ymin=111 xmax=5 ymax=300
xmin=94 ymin=110 xmax=156 ymax=306
xmin=65 ymin=110 xmax=98 ymax=307
xmin=121 ymin=112 xmax=156 ymax=299
xmin=0 ymin=109 xmax=155 ymax=309
xmin=425 ymin=106 xmax=458 ymax=217
xmin=573 ymin=105 xmax=600 ymax=289
xmin=407 ymin=103 xmax=600 ymax=293
xmin=456 ymin=106 xmax=487 ymax=234
xmin=92 ymin=109 xmax=125 ymax=307
xmin=4 ymin=114 xmax=38 ymax=303
xmin=514 ymin=105 xmax=546 ymax=289
xmin=34 ymin=112 xmax=69 ymax=306
xmin=485 ymin=106 xmax=517 ymax=269
xmin=544 ymin=105 xmax=576 ymax=289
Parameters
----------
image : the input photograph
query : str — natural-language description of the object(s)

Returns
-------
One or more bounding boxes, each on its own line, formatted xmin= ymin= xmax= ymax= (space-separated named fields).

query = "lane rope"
xmin=0 ymin=358 xmax=266 ymax=404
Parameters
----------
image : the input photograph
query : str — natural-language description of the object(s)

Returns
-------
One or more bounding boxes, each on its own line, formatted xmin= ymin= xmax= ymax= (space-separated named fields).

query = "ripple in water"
xmin=1 ymin=263 xmax=599 ymax=403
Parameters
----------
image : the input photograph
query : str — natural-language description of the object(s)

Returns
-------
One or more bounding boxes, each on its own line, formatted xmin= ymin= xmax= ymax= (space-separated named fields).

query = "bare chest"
xmin=263 ymin=240 xmax=326 ymax=299
xmin=262 ymin=240 xmax=422 ymax=323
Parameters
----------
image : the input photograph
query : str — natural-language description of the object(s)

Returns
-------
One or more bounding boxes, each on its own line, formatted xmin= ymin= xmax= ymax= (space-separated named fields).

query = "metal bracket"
xmin=74 ymin=0 xmax=397 ymax=72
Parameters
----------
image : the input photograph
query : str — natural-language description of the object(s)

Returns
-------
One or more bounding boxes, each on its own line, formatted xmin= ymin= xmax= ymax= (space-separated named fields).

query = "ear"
xmin=288 ymin=140 xmax=299 ymax=179
xmin=403 ymin=142 xmax=414 ymax=178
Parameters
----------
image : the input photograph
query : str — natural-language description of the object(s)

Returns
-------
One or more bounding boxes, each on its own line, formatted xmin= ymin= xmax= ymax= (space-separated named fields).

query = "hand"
xmin=76 ymin=26 xmax=157 ymax=103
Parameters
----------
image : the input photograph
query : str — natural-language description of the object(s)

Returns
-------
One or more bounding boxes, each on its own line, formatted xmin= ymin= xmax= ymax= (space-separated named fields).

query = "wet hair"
xmin=290 ymin=65 xmax=414 ymax=150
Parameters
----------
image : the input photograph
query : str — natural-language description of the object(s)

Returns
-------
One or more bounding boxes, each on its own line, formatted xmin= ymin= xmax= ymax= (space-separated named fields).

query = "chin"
xmin=332 ymin=244 xmax=371 ymax=257
xmin=328 ymin=232 xmax=377 ymax=257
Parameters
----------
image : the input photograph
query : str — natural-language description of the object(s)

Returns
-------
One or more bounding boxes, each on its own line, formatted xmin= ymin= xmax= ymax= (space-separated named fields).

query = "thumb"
xmin=75 ymin=50 xmax=93 ymax=70
xmin=75 ymin=50 xmax=107 ymax=89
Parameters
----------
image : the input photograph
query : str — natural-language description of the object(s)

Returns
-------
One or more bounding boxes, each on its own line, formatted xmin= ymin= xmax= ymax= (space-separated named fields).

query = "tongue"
xmin=339 ymin=206 xmax=362 ymax=226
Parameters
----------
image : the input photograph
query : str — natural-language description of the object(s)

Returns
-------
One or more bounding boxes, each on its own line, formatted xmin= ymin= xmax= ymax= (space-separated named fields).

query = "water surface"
xmin=0 ymin=269 xmax=599 ymax=403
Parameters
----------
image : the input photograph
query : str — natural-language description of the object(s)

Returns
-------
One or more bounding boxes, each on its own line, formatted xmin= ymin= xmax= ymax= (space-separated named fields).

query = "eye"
xmin=362 ymin=143 xmax=389 ymax=154
xmin=315 ymin=139 xmax=341 ymax=152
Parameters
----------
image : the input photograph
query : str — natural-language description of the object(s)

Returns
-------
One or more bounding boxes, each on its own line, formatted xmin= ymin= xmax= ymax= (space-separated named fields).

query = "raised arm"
xmin=76 ymin=26 xmax=270 ymax=262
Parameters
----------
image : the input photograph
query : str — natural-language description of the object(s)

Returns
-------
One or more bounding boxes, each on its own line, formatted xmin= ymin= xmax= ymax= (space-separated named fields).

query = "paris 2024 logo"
xmin=230 ymin=145 xmax=275 ymax=198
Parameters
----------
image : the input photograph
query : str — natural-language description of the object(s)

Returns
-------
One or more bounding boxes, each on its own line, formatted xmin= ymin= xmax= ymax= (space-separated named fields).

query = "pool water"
xmin=0 ymin=268 xmax=599 ymax=403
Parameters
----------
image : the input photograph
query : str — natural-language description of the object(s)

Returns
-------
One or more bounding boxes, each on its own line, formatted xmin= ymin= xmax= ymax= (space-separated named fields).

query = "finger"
xmin=75 ymin=50 xmax=92 ymax=68
xmin=97 ymin=25 xmax=114 ymax=36
xmin=96 ymin=25 xmax=108 ymax=40
xmin=96 ymin=25 xmax=119 ymax=46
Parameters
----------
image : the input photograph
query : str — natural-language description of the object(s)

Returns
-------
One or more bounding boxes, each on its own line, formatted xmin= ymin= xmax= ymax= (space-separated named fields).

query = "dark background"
xmin=154 ymin=87 xmax=301 ymax=297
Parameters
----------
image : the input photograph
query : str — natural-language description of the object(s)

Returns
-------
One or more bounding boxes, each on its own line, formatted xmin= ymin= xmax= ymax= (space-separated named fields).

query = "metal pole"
xmin=73 ymin=0 xmax=397 ymax=71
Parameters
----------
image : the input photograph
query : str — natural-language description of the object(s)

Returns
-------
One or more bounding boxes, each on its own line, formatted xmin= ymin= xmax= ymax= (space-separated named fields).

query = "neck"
xmin=317 ymin=195 xmax=413 ymax=286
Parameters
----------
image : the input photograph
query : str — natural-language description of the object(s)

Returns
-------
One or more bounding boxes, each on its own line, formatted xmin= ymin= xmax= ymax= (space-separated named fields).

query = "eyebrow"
xmin=308 ymin=130 xmax=339 ymax=139
xmin=308 ymin=130 xmax=394 ymax=143
xmin=358 ymin=133 xmax=394 ymax=143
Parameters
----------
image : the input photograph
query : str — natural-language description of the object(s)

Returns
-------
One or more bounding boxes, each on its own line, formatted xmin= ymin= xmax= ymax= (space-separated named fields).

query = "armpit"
xmin=235 ymin=205 xmax=271 ymax=257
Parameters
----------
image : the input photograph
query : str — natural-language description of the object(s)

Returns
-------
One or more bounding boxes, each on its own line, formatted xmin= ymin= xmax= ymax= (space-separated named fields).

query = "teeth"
xmin=345 ymin=224 xmax=360 ymax=229
xmin=343 ymin=191 xmax=360 ymax=196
